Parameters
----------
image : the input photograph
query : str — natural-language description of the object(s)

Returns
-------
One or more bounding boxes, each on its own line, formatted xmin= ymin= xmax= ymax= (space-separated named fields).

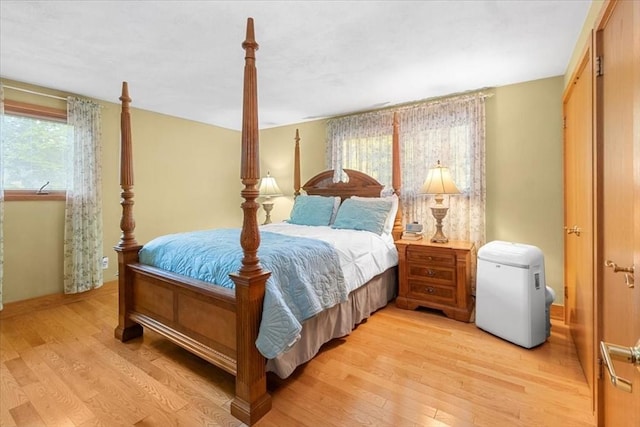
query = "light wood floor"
xmin=1 ymin=282 xmax=595 ymax=426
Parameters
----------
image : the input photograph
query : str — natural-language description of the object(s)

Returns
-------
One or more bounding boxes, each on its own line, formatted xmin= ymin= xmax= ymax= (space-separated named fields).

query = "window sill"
xmin=4 ymin=190 xmax=66 ymax=201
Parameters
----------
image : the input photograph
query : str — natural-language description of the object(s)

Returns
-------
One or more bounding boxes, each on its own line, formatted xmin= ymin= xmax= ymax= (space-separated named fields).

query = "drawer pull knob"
xmin=427 ymin=287 xmax=435 ymax=294
xmin=427 ymin=270 xmax=436 ymax=276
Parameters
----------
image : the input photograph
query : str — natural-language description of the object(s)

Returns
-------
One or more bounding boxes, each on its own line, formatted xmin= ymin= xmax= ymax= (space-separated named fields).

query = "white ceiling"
xmin=0 ymin=1 xmax=591 ymax=130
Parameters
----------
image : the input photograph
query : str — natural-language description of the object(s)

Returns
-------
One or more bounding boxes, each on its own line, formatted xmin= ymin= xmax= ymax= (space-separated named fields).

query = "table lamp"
xmin=421 ymin=161 xmax=460 ymax=243
xmin=258 ymin=171 xmax=282 ymax=224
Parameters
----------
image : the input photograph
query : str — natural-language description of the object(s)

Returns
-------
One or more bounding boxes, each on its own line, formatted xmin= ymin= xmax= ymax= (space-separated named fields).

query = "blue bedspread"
xmin=138 ymin=229 xmax=347 ymax=358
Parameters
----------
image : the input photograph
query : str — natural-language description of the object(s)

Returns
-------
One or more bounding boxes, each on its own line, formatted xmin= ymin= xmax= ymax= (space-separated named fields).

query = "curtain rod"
xmin=328 ymin=88 xmax=495 ymax=122
xmin=2 ymin=84 xmax=67 ymax=101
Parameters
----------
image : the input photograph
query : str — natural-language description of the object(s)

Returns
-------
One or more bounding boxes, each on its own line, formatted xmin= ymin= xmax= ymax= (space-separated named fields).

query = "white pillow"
xmin=350 ymin=194 xmax=399 ymax=234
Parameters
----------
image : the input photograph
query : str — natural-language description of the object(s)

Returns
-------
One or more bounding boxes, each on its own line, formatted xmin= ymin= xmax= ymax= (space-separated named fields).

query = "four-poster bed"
xmin=114 ymin=18 xmax=403 ymax=425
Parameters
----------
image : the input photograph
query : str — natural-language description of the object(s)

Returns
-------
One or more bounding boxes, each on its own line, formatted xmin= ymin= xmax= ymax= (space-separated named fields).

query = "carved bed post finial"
xmin=230 ymin=17 xmax=272 ymax=425
xmin=392 ymin=112 xmax=403 ymax=240
xmin=117 ymin=81 xmax=138 ymax=248
xmin=294 ymin=129 xmax=301 ymax=197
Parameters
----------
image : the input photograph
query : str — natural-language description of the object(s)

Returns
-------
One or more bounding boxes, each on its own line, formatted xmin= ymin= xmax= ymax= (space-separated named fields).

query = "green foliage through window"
xmin=2 ymin=114 xmax=72 ymax=190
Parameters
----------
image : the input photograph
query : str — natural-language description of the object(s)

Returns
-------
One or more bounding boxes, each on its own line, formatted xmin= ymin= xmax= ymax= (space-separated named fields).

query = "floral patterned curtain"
xmin=327 ymin=92 xmax=487 ymax=249
xmin=63 ymin=97 xmax=103 ymax=294
xmin=0 ymin=84 xmax=5 ymax=310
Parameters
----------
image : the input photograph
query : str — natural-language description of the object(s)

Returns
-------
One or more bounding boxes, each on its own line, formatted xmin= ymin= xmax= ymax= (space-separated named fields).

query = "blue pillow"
xmin=332 ymin=198 xmax=392 ymax=235
xmin=288 ymin=195 xmax=336 ymax=226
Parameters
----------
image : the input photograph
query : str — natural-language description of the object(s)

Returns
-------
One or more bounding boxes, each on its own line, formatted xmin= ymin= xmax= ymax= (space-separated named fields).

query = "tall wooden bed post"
xmin=114 ymin=82 xmax=143 ymax=342
xmin=228 ymin=17 xmax=272 ymax=425
xmin=293 ymin=129 xmax=301 ymax=197
xmin=391 ymin=112 xmax=403 ymax=240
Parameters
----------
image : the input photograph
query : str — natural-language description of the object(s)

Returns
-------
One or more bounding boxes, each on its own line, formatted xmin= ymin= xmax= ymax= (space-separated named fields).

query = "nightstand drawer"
xmin=407 ymin=264 xmax=455 ymax=285
xmin=407 ymin=247 xmax=455 ymax=266
xmin=408 ymin=280 xmax=456 ymax=304
xmin=396 ymin=240 xmax=475 ymax=322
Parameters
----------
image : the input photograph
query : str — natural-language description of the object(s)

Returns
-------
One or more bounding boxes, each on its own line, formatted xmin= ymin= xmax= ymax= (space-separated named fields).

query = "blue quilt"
xmin=138 ymin=228 xmax=347 ymax=358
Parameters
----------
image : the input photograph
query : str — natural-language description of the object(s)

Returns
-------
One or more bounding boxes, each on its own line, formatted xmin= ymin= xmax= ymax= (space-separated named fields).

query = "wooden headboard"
xmin=302 ymin=169 xmax=384 ymax=200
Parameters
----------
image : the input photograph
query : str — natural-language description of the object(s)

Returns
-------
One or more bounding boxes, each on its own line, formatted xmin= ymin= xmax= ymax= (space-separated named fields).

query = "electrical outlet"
xmin=102 ymin=256 xmax=109 ymax=269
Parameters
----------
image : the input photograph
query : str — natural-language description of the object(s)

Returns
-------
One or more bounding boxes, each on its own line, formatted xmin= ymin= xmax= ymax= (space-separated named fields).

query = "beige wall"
xmin=485 ymin=76 xmax=565 ymax=303
xmin=1 ymin=76 xmax=565 ymax=305
xmin=259 ymin=120 xmax=328 ymax=224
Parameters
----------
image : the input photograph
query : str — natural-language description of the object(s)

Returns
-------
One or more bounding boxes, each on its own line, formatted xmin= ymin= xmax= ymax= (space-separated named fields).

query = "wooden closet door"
xmin=595 ymin=0 xmax=640 ymax=425
xmin=563 ymin=43 xmax=595 ymax=409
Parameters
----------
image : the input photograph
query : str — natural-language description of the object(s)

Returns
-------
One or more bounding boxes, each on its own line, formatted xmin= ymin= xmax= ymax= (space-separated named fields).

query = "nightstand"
xmin=395 ymin=239 xmax=476 ymax=322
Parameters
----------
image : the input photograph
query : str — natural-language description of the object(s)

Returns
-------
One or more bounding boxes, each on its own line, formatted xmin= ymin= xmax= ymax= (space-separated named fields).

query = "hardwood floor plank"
xmin=0 ymin=330 xmax=20 ymax=363
xmin=100 ymin=333 xmax=240 ymax=425
xmin=31 ymin=343 xmax=100 ymax=400
xmin=8 ymin=402 xmax=46 ymax=427
xmin=1 ymin=405 xmax=18 ymax=427
xmin=44 ymin=341 xmax=151 ymax=424
xmin=77 ymin=334 xmax=189 ymax=412
xmin=19 ymin=348 xmax=95 ymax=425
xmin=4 ymin=357 xmax=39 ymax=388
xmin=20 ymin=381 xmax=76 ymax=426
xmin=0 ymin=318 xmax=33 ymax=354
xmin=270 ymin=382 xmax=349 ymax=427
xmin=294 ymin=369 xmax=418 ymax=426
xmin=76 ymin=416 xmax=127 ymax=427
xmin=151 ymin=354 xmax=235 ymax=408
xmin=0 ymin=361 xmax=29 ymax=411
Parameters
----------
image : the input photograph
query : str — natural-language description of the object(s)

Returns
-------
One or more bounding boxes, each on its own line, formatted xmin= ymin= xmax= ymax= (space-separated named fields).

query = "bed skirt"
xmin=266 ymin=266 xmax=398 ymax=378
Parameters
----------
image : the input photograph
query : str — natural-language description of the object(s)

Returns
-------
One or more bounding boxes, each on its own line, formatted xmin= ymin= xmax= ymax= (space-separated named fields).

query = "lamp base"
xmin=430 ymin=206 xmax=449 ymax=243
xmin=262 ymin=201 xmax=274 ymax=225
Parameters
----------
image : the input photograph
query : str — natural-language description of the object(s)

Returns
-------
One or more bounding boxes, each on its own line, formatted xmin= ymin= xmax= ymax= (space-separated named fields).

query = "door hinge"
xmin=563 ymin=117 xmax=567 ymax=129
xmin=597 ymin=357 xmax=604 ymax=380
xmin=596 ymin=56 xmax=604 ymax=77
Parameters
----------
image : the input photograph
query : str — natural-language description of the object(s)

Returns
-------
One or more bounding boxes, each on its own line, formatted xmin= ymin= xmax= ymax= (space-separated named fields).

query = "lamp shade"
xmin=259 ymin=172 xmax=282 ymax=197
xmin=421 ymin=161 xmax=460 ymax=195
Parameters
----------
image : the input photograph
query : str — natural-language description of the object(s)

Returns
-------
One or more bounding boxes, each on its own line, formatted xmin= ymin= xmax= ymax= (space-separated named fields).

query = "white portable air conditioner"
xmin=475 ymin=240 xmax=548 ymax=348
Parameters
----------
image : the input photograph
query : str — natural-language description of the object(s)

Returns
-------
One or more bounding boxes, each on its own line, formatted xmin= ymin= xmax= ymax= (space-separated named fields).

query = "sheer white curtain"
xmin=327 ymin=110 xmax=395 ymax=191
xmin=327 ymin=92 xmax=487 ymax=249
xmin=63 ymin=97 xmax=103 ymax=294
xmin=0 ymin=84 xmax=5 ymax=310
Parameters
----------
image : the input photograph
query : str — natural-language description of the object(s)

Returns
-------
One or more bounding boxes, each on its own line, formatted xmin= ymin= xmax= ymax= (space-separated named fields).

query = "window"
xmin=327 ymin=93 xmax=486 ymax=247
xmin=2 ymin=100 xmax=70 ymax=201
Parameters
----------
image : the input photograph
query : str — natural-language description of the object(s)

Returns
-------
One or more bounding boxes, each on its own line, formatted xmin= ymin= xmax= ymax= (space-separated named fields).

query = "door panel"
xmin=596 ymin=0 xmax=640 ymax=425
xmin=563 ymin=45 xmax=595 ymax=407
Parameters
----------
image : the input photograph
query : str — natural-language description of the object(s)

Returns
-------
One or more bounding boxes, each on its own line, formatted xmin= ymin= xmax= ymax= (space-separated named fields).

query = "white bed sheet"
xmin=261 ymin=222 xmax=398 ymax=293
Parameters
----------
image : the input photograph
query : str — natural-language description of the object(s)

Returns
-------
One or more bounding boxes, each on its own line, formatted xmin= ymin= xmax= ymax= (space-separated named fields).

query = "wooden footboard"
xmin=128 ymin=264 xmax=237 ymax=373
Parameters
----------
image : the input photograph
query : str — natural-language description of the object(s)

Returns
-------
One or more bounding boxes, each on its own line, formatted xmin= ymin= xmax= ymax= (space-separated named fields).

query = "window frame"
xmin=3 ymin=99 xmax=68 ymax=201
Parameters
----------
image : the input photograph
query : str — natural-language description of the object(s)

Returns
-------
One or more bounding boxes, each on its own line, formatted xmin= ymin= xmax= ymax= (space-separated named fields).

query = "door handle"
xmin=565 ymin=225 xmax=581 ymax=237
xmin=600 ymin=339 xmax=640 ymax=393
xmin=604 ymin=260 xmax=635 ymax=288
